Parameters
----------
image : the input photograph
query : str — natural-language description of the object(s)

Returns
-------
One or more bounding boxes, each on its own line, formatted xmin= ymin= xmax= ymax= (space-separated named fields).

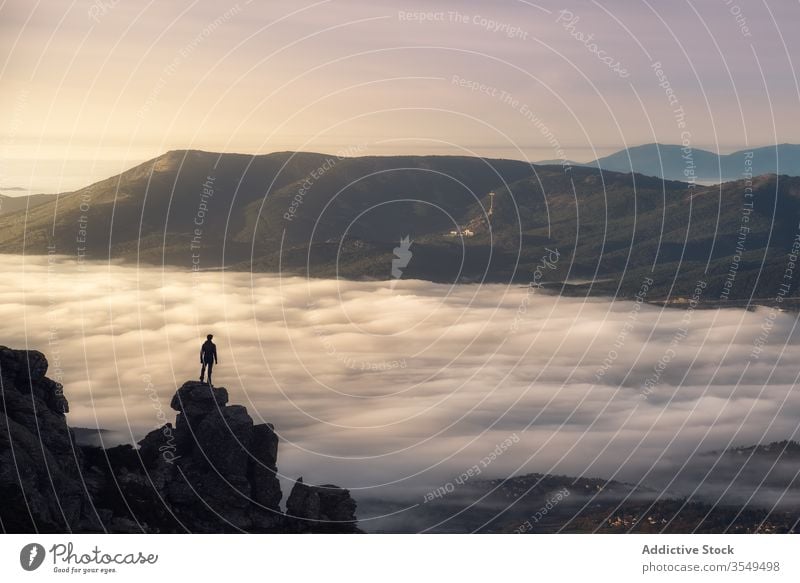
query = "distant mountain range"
xmin=0 ymin=192 xmax=53 ymax=215
xmin=2 ymin=148 xmax=800 ymax=302
xmin=361 ymin=440 xmax=800 ymax=533
xmin=576 ymin=143 xmax=800 ymax=182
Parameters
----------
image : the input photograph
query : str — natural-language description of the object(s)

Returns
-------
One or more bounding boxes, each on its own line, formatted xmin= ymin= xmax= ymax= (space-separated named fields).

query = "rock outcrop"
xmin=0 ymin=346 xmax=96 ymax=532
xmin=0 ymin=346 xmax=358 ymax=533
xmin=286 ymin=477 xmax=358 ymax=533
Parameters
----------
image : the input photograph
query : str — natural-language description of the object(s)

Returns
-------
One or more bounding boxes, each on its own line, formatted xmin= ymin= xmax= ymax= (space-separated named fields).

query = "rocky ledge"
xmin=0 ymin=346 xmax=358 ymax=533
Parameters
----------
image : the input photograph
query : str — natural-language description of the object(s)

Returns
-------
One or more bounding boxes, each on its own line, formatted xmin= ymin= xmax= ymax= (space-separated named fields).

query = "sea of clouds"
xmin=2 ymin=254 xmax=799 ymax=526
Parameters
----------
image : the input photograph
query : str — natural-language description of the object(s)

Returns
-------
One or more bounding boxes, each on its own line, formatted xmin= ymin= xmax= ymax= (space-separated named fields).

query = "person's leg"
xmin=200 ymin=361 xmax=207 ymax=382
xmin=207 ymin=361 xmax=213 ymax=386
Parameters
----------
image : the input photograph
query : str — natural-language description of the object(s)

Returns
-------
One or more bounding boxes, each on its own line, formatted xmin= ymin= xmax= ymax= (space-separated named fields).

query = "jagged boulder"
xmin=164 ymin=383 xmax=284 ymax=531
xmin=0 ymin=346 xmax=48 ymax=384
xmin=0 ymin=346 xmax=96 ymax=532
xmin=286 ymin=477 xmax=359 ymax=533
xmin=249 ymin=423 xmax=281 ymax=511
xmin=0 ymin=346 xmax=68 ymax=414
xmin=170 ymin=381 xmax=228 ymax=419
xmin=194 ymin=405 xmax=253 ymax=476
xmin=1 ymin=350 xmax=359 ymax=533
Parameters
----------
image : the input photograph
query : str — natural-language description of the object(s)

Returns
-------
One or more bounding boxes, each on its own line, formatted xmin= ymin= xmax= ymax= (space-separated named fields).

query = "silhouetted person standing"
xmin=200 ymin=334 xmax=218 ymax=387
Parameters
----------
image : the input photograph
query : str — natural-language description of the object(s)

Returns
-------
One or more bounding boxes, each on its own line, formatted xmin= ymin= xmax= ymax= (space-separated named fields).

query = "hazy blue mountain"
xmin=581 ymin=143 xmax=800 ymax=182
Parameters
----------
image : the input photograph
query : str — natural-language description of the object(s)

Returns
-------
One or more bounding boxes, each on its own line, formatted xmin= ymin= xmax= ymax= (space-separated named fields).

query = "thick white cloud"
xmin=2 ymin=254 xmax=799 ymax=521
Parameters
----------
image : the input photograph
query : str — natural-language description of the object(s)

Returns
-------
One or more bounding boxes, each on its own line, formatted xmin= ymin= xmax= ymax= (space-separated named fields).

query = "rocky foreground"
xmin=0 ymin=346 xmax=358 ymax=533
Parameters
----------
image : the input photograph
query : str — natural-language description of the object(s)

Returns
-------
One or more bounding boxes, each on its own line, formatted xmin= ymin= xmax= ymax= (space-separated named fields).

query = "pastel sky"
xmin=1 ymin=0 xmax=799 ymax=193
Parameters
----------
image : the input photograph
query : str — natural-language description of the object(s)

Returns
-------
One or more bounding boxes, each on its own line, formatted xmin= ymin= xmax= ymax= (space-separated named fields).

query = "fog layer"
xmin=2 ymin=255 xmax=799 ymax=519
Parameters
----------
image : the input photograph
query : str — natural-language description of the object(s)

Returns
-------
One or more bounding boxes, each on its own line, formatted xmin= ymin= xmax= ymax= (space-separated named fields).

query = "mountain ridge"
xmin=2 ymin=149 xmax=800 ymax=302
xmin=582 ymin=143 xmax=800 ymax=182
xmin=1 ymin=143 xmax=798 ymax=207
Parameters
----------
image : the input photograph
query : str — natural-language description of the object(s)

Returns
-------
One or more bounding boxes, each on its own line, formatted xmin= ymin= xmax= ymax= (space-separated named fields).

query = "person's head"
xmin=207 ymin=334 xmax=213 ymax=341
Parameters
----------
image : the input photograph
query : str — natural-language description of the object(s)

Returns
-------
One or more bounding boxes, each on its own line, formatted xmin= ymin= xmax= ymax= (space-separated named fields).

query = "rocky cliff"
xmin=0 ymin=346 xmax=358 ymax=533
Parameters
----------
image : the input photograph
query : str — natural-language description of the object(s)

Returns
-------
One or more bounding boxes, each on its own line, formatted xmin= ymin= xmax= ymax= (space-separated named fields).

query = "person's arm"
xmin=200 ymin=344 xmax=204 ymax=363
xmin=213 ymin=344 xmax=218 ymax=364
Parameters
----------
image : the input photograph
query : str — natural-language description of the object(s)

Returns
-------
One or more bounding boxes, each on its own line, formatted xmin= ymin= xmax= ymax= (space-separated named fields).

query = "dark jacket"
xmin=201 ymin=340 xmax=217 ymax=363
